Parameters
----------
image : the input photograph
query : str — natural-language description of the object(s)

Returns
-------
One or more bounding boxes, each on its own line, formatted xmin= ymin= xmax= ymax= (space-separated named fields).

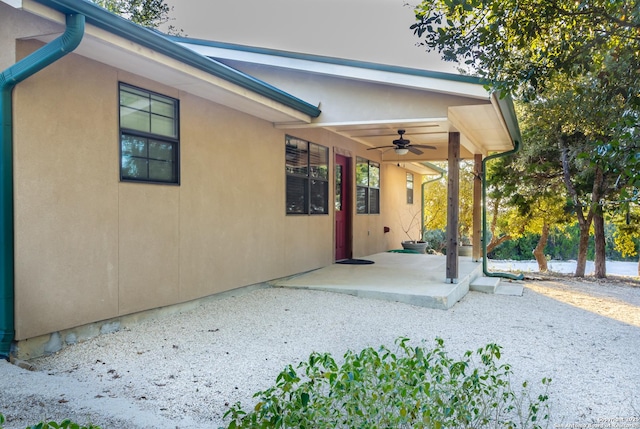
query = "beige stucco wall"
xmin=13 ymin=41 xmax=120 ymax=339
xmin=381 ymin=165 xmax=424 ymax=250
xmin=0 ymin=3 xmax=62 ymax=70
xmin=11 ymin=38 xmax=402 ymax=340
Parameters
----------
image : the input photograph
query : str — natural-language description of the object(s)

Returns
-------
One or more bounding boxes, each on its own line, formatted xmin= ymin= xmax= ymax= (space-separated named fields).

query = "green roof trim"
xmin=31 ymin=0 xmax=321 ymax=118
xmin=492 ymin=93 xmax=522 ymax=146
xmin=167 ymin=36 xmax=489 ymax=86
xmin=172 ymin=36 xmax=521 ymax=149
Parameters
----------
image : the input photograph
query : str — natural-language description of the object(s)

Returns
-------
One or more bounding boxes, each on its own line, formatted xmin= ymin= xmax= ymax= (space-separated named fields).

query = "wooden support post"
xmin=473 ymin=154 xmax=482 ymax=262
xmin=446 ymin=132 xmax=460 ymax=282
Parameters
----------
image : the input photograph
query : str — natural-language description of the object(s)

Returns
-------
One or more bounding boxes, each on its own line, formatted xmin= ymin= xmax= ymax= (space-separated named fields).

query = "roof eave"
xmin=491 ymin=92 xmax=522 ymax=148
xmin=29 ymin=0 xmax=321 ymax=118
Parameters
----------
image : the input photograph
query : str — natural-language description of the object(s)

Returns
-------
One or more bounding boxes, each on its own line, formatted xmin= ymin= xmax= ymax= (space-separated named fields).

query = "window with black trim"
xmin=119 ymin=83 xmax=179 ymax=184
xmin=356 ymin=157 xmax=380 ymax=214
xmin=285 ymin=136 xmax=329 ymax=214
xmin=406 ymin=172 xmax=414 ymax=204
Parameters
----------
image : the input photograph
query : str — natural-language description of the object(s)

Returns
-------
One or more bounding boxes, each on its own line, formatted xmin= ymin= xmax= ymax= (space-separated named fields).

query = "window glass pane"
xmin=285 ymin=136 xmax=328 ymax=215
xmin=335 ymin=165 xmax=342 ymax=211
xmin=151 ymin=115 xmax=176 ymax=138
xmin=369 ymin=162 xmax=380 ymax=188
xmin=121 ymin=135 xmax=148 ymax=157
xmin=119 ymin=84 xmax=179 ymax=185
xmin=149 ymin=159 xmax=175 ymax=182
xmin=407 ymin=173 xmax=414 ymax=189
xmin=356 ymin=158 xmax=369 ymax=187
xmin=309 ymin=144 xmax=328 ymax=179
xmin=286 ymin=176 xmax=308 ymax=214
xmin=310 ymin=180 xmax=328 ymax=214
xmin=120 ymin=107 xmax=150 ymax=133
xmin=120 ymin=89 xmax=149 ymax=111
xmin=356 ymin=186 xmax=368 ymax=214
xmin=150 ymin=96 xmax=175 ymax=118
xmin=285 ymin=137 xmax=308 ymax=176
xmin=370 ymin=188 xmax=380 ymax=214
xmin=148 ymin=141 xmax=174 ymax=162
xmin=122 ymin=156 xmax=148 ymax=180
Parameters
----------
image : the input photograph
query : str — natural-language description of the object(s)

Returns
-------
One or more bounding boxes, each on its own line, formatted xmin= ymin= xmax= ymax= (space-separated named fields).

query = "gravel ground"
xmin=1 ymin=274 xmax=639 ymax=429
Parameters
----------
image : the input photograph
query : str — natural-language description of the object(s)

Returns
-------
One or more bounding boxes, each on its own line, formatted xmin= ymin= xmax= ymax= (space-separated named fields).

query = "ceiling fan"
xmin=367 ymin=129 xmax=436 ymax=155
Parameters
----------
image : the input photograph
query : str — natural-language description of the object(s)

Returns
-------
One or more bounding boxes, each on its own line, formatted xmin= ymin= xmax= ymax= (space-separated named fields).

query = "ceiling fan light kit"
xmin=394 ymin=147 xmax=409 ymax=155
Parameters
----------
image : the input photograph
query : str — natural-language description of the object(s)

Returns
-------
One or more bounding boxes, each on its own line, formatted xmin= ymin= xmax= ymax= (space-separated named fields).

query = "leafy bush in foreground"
xmin=0 ymin=413 xmax=101 ymax=429
xmin=225 ymin=338 xmax=551 ymax=429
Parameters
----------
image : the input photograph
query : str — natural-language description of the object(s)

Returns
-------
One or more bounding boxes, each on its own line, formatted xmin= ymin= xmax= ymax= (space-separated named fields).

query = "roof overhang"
xmin=177 ymin=38 xmax=522 ymax=163
xmin=6 ymin=0 xmax=521 ymax=163
xmin=13 ymin=0 xmax=320 ymax=124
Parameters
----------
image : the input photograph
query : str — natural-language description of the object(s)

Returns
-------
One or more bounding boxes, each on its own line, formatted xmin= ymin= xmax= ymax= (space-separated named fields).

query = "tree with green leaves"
xmin=412 ymin=0 xmax=639 ymax=277
xmin=411 ymin=0 xmax=639 ymax=100
xmin=612 ymin=205 xmax=640 ymax=276
xmin=485 ymin=141 xmax=572 ymax=271
xmin=521 ymin=73 xmax=632 ymax=277
xmin=91 ymin=0 xmax=183 ymax=34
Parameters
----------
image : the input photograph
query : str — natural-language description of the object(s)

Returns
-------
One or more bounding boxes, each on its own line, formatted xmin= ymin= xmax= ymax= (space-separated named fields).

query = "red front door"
xmin=335 ymin=154 xmax=352 ymax=260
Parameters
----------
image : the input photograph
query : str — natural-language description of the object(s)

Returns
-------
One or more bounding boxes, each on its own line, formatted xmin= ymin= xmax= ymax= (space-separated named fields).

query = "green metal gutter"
xmin=420 ymin=162 xmax=446 ymax=239
xmin=0 ymin=13 xmax=85 ymax=361
xmin=33 ymin=0 xmax=321 ymax=118
xmin=481 ymin=94 xmax=524 ymax=281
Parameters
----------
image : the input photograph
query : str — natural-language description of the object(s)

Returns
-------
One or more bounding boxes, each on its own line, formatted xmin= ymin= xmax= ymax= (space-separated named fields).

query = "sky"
xmin=163 ymin=0 xmax=458 ymax=72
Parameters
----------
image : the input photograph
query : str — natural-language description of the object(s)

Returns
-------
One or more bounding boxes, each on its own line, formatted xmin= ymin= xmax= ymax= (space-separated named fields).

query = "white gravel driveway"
xmin=1 ymin=276 xmax=639 ymax=429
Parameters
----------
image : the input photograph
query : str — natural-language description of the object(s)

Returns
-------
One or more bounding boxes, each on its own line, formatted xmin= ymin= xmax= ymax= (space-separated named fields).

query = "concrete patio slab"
xmin=271 ymin=252 xmax=483 ymax=309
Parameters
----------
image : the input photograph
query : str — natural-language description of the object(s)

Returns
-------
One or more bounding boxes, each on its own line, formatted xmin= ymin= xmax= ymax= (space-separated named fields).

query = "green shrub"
xmin=225 ymin=338 xmax=551 ymax=429
xmin=423 ymin=229 xmax=447 ymax=254
xmin=0 ymin=413 xmax=101 ymax=429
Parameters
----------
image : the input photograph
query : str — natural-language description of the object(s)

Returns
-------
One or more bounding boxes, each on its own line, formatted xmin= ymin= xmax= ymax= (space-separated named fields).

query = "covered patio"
xmin=272 ymin=252 xmax=523 ymax=309
xmin=176 ymin=39 xmax=524 ymax=284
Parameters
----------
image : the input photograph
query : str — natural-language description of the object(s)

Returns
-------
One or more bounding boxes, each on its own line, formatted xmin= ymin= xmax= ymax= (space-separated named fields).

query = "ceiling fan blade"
xmin=367 ymin=145 xmax=396 ymax=150
xmin=413 ymin=144 xmax=437 ymax=150
xmin=408 ymin=146 xmax=424 ymax=155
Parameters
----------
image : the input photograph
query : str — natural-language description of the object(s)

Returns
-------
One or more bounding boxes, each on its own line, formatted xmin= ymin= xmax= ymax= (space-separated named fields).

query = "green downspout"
xmin=0 ymin=13 xmax=85 ymax=360
xmin=420 ymin=161 xmax=446 ymax=239
xmin=482 ymin=138 xmax=525 ymax=281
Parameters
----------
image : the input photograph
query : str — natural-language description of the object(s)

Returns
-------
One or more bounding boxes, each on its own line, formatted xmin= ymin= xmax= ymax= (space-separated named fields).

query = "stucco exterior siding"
xmin=13 ymin=41 xmax=120 ymax=340
xmin=0 ymin=3 xmax=61 ymax=70
xmin=10 ymin=41 xmax=399 ymax=341
xmin=382 ymin=165 xmax=423 ymax=249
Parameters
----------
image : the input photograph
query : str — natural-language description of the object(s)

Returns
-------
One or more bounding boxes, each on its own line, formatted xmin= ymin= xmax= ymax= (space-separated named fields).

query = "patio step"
xmin=495 ymin=283 xmax=524 ymax=296
xmin=470 ymin=276 xmax=501 ymax=294
xmin=470 ymin=276 xmax=524 ymax=296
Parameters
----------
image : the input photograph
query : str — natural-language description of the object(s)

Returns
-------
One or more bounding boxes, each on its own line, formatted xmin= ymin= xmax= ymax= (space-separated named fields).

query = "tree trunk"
xmin=560 ymin=140 xmax=589 ymax=277
xmin=593 ymin=210 xmax=607 ymax=278
xmin=485 ymin=194 xmax=512 ymax=254
xmin=559 ymin=140 xmax=601 ymax=278
xmin=486 ymin=234 xmax=512 ymax=254
xmin=533 ymin=222 xmax=549 ymax=272
xmin=575 ymin=222 xmax=591 ymax=277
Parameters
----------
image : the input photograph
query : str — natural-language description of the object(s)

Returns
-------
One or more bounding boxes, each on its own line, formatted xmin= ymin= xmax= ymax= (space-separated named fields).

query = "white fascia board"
xmin=179 ymin=42 xmax=490 ymax=101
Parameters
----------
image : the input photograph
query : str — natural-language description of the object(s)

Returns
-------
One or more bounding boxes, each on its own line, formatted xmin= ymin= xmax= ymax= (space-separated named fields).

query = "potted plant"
xmin=458 ymin=235 xmax=473 ymax=256
xmin=400 ymin=209 xmax=428 ymax=253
